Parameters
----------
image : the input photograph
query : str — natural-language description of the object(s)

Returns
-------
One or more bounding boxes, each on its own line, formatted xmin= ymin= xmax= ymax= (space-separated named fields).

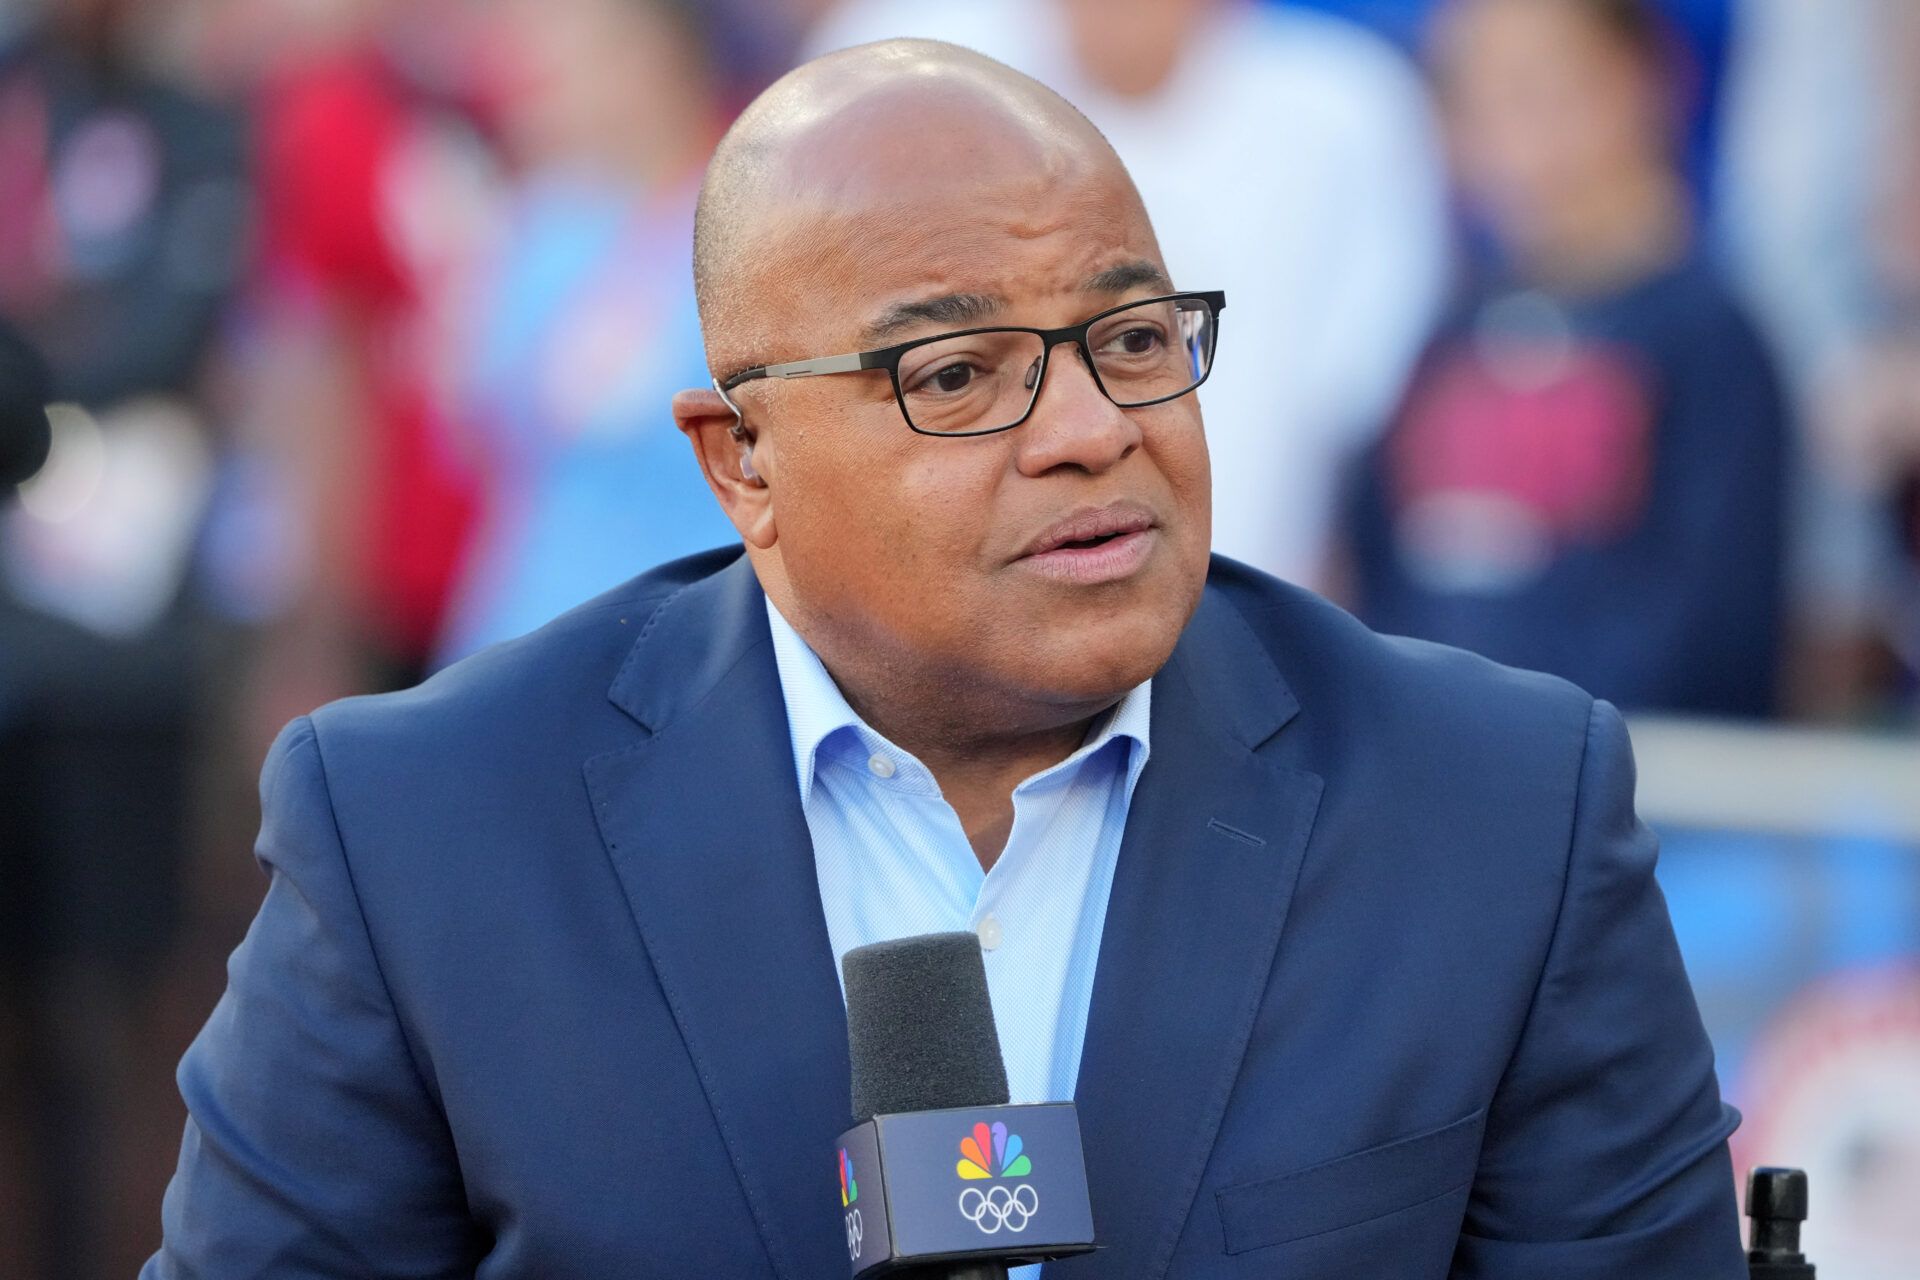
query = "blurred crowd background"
xmin=1 ymin=0 xmax=1916 ymax=1276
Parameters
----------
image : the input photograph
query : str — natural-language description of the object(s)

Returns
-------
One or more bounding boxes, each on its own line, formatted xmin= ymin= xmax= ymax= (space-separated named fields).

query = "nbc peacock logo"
xmin=839 ymin=1148 xmax=862 ymax=1260
xmin=956 ymin=1121 xmax=1037 ymax=1234
xmin=956 ymin=1121 xmax=1031 ymax=1180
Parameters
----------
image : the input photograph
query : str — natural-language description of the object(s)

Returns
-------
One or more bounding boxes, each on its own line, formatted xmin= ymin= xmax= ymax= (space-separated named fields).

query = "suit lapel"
xmin=1055 ymin=589 xmax=1325 ymax=1280
xmin=583 ymin=556 xmax=849 ymax=1280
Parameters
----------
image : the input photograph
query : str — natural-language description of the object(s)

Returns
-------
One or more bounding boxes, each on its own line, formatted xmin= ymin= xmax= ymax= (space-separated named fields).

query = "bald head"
xmin=691 ymin=39 xmax=1141 ymax=378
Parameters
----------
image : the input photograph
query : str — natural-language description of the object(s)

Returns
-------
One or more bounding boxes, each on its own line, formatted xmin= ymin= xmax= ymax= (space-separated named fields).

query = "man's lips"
xmin=1014 ymin=504 xmax=1160 ymax=584
xmin=1018 ymin=504 xmax=1158 ymax=558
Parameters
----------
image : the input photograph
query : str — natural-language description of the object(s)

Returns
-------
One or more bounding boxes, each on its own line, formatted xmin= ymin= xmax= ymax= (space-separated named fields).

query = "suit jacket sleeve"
xmin=1452 ymin=699 xmax=1746 ymax=1278
xmin=144 ymin=717 xmax=475 ymax=1278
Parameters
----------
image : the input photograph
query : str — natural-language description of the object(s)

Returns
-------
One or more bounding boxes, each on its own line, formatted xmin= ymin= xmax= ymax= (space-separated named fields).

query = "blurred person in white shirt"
xmin=1717 ymin=0 xmax=1920 ymax=717
xmin=807 ymin=0 xmax=1449 ymax=589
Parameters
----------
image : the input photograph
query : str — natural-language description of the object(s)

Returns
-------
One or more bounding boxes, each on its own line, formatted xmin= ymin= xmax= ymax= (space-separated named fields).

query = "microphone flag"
xmin=838 ymin=1101 xmax=1096 ymax=1276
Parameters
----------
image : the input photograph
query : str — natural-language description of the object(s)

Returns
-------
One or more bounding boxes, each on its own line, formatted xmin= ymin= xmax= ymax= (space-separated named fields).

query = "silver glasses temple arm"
xmin=761 ymin=352 xmax=866 ymax=379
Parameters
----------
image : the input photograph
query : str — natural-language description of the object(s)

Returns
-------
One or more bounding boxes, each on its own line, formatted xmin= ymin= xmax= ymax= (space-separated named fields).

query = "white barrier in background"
xmin=1628 ymin=716 xmax=1920 ymax=841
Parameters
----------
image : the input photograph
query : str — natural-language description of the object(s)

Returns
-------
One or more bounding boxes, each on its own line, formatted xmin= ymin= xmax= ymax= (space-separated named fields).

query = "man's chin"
xmin=1013 ymin=610 xmax=1186 ymax=706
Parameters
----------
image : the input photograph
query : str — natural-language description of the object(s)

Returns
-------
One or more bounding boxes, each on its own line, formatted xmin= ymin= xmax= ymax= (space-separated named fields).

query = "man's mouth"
xmin=1021 ymin=504 xmax=1157 ymax=557
xmin=1016 ymin=504 xmax=1160 ymax=584
xmin=1058 ymin=531 xmax=1124 ymax=550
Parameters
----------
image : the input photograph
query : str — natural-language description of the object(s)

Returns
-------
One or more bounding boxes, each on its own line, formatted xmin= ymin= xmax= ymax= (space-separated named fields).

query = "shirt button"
xmin=977 ymin=916 xmax=1003 ymax=951
xmin=867 ymin=753 xmax=896 ymax=779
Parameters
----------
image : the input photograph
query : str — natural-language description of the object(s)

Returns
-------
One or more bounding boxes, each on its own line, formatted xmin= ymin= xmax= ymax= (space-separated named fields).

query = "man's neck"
xmin=915 ymin=723 xmax=1096 ymax=871
xmin=758 ymin=568 xmax=1121 ymax=870
xmin=840 ymin=682 xmax=1101 ymax=873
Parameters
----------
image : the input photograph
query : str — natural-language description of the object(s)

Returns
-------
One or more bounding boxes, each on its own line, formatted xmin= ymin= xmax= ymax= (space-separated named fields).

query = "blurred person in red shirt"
xmin=1344 ymin=0 xmax=1790 ymax=716
xmin=225 ymin=0 xmax=504 ymax=738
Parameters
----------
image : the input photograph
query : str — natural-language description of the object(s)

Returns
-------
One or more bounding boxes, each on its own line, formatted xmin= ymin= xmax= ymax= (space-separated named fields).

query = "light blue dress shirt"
xmin=765 ymin=597 xmax=1151 ymax=1114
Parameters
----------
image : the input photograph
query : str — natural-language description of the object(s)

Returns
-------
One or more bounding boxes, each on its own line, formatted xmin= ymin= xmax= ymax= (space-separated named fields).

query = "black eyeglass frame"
xmin=716 ymin=290 xmax=1226 ymax=438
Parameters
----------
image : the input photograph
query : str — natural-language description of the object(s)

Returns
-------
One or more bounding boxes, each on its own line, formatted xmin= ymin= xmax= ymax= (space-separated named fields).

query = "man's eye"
xmin=1106 ymin=326 xmax=1164 ymax=356
xmin=910 ymin=361 xmax=978 ymax=395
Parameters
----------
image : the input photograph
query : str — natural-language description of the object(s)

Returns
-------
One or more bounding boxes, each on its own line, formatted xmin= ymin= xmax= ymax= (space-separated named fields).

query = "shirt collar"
xmin=764 ymin=597 xmax=1151 ymax=806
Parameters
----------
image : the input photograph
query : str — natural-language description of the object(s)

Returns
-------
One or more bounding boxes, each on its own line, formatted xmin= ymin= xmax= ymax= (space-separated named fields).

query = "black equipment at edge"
xmin=0 ymin=321 xmax=53 ymax=488
xmin=1746 ymin=1167 xmax=1814 ymax=1279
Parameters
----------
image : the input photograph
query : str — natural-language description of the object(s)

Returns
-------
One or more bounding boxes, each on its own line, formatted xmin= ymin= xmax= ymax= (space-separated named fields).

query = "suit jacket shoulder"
xmin=1207 ymin=553 xmax=1595 ymax=811
xmin=307 ymin=547 xmax=739 ymax=766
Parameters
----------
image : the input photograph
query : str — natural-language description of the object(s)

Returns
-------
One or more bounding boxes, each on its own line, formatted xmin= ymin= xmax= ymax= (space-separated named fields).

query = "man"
xmin=147 ymin=40 xmax=1746 ymax=1279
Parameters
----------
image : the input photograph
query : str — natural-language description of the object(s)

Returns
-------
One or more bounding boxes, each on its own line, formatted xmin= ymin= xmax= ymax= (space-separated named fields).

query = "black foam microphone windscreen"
xmin=843 ymin=932 xmax=1010 ymax=1124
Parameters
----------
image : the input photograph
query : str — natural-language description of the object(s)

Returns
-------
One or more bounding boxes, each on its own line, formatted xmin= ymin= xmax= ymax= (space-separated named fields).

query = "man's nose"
xmin=1012 ymin=342 xmax=1143 ymax=477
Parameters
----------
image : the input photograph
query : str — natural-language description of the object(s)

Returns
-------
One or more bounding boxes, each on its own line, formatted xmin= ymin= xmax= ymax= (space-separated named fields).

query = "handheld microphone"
xmin=836 ymin=932 xmax=1097 ymax=1279
xmin=0 ymin=323 xmax=52 ymax=488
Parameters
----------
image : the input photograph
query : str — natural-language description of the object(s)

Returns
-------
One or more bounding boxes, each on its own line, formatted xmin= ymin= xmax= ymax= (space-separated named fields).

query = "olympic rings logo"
xmin=957 ymin=1183 xmax=1039 ymax=1234
xmin=845 ymin=1208 xmax=863 ymax=1259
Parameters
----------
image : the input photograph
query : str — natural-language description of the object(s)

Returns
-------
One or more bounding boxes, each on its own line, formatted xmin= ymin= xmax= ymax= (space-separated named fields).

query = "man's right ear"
xmin=673 ymin=385 xmax=777 ymax=549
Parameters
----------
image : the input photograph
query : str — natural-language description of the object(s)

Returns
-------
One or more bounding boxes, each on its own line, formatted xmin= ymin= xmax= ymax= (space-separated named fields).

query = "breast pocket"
xmin=1215 ymin=1108 xmax=1486 ymax=1257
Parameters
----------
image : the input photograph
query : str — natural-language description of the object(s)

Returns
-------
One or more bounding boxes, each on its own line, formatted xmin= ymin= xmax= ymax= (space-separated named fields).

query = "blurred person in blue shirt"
xmin=433 ymin=0 xmax=736 ymax=664
xmin=1345 ymin=0 xmax=1789 ymax=717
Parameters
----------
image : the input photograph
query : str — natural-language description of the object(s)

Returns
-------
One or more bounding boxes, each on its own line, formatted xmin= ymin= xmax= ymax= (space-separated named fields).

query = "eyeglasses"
xmin=718 ymin=290 xmax=1225 ymax=438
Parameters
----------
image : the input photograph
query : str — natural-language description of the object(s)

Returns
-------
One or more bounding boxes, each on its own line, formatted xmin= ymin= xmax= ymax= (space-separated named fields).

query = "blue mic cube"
xmin=837 ymin=1101 xmax=1098 ymax=1276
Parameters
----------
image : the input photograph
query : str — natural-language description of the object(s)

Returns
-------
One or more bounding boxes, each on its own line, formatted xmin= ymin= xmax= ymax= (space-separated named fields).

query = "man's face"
xmin=710 ymin=86 xmax=1212 ymax=721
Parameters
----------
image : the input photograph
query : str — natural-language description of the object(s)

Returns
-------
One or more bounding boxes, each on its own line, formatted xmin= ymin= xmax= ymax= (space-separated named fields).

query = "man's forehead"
xmin=856 ymin=260 xmax=1174 ymax=347
xmin=755 ymin=143 xmax=1156 ymax=333
xmin=746 ymin=195 xmax=1165 ymax=361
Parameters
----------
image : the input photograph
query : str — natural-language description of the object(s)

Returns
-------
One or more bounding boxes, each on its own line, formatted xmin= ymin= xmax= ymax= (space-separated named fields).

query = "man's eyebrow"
xmin=861 ymin=293 xmax=1005 ymax=345
xmin=1084 ymin=261 xmax=1173 ymax=295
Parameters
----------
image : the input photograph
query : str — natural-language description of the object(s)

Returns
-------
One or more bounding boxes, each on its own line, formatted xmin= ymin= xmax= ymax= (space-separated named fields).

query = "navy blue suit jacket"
xmin=147 ymin=550 xmax=1745 ymax=1278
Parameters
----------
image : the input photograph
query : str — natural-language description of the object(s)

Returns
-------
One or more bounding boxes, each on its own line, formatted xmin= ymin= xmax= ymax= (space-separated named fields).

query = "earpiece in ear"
xmin=730 ymin=423 xmax=763 ymax=484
